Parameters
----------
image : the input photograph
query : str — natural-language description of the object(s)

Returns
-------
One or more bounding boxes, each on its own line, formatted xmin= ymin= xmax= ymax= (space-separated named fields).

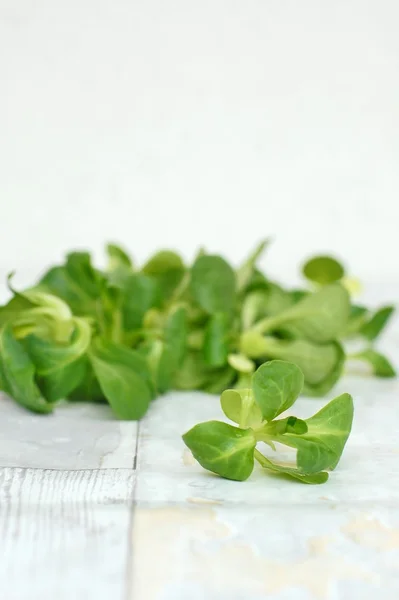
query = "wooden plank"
xmin=130 ymin=374 xmax=399 ymax=600
xmin=0 ymin=467 xmax=135 ymax=600
xmin=0 ymin=397 xmax=138 ymax=470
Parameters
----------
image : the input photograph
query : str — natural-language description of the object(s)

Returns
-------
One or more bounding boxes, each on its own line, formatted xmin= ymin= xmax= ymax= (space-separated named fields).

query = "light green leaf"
xmin=106 ymin=242 xmax=133 ymax=270
xmin=254 ymin=284 xmax=350 ymax=344
xmin=142 ymin=250 xmax=185 ymax=300
xmin=254 ymin=450 xmax=328 ymax=484
xmin=190 ymin=255 xmax=236 ymax=314
xmin=342 ymin=304 xmax=369 ymax=338
xmin=245 ymin=336 xmax=345 ymax=396
xmin=260 ymin=416 xmax=308 ymax=436
xmin=277 ymin=393 xmax=354 ymax=473
xmin=182 ymin=421 xmax=256 ymax=481
xmin=252 ymin=360 xmax=304 ymax=421
xmin=349 ymin=349 xmax=396 ymax=378
xmin=227 ymin=353 xmax=255 ymax=374
xmin=220 ymin=388 xmax=263 ymax=428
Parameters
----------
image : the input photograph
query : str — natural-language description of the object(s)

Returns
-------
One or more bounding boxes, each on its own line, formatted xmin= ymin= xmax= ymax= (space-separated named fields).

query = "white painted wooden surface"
xmin=0 ymin=304 xmax=398 ymax=599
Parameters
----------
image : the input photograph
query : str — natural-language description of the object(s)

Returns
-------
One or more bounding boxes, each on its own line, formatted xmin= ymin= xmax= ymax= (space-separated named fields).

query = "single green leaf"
xmin=254 ymin=284 xmax=350 ymax=344
xmin=182 ymin=421 xmax=256 ymax=481
xmin=349 ymin=349 xmax=396 ymax=378
xmin=360 ymin=306 xmax=395 ymax=342
xmin=0 ymin=325 xmax=52 ymax=413
xmin=203 ymin=313 xmax=229 ymax=367
xmin=91 ymin=338 xmax=155 ymax=398
xmin=254 ymin=451 xmax=328 ymax=484
xmin=190 ymin=255 xmax=236 ymax=314
xmin=265 ymin=339 xmax=341 ymax=387
xmin=106 ymin=243 xmax=133 ymax=270
xmin=303 ymin=255 xmax=345 ymax=285
xmin=277 ymin=393 xmax=354 ymax=473
xmin=227 ymin=353 xmax=255 ymax=374
xmin=37 ymin=357 xmax=87 ymax=402
xmin=252 ymin=360 xmax=304 ymax=421
xmin=245 ymin=335 xmax=345 ymax=395
xmin=220 ymin=388 xmax=263 ymax=428
xmin=302 ymin=343 xmax=346 ymax=397
xmin=90 ymin=340 xmax=153 ymax=419
xmin=142 ymin=250 xmax=185 ymax=300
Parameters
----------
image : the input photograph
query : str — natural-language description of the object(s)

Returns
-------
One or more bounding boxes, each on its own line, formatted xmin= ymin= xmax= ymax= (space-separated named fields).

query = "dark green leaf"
xmin=90 ymin=340 xmax=153 ymax=419
xmin=40 ymin=253 xmax=103 ymax=318
xmin=37 ymin=357 xmax=87 ymax=402
xmin=92 ymin=338 xmax=155 ymax=398
xmin=360 ymin=306 xmax=395 ymax=341
xmin=0 ymin=325 xmax=52 ymax=413
xmin=182 ymin=421 xmax=256 ymax=481
xmin=203 ymin=313 xmax=229 ymax=367
xmin=67 ymin=361 xmax=105 ymax=403
xmin=303 ymin=255 xmax=345 ymax=285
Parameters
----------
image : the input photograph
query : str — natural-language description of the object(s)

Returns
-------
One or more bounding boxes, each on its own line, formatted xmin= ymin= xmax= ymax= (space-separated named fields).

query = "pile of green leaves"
xmin=0 ymin=242 xmax=395 ymax=420
xmin=183 ymin=360 xmax=354 ymax=484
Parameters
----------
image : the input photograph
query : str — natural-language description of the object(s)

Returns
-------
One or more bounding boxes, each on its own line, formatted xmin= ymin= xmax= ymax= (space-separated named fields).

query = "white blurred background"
xmin=1 ymin=0 xmax=398 ymax=287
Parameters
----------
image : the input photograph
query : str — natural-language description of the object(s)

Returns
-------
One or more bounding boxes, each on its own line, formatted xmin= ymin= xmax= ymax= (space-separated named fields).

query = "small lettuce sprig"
xmin=183 ymin=360 xmax=354 ymax=485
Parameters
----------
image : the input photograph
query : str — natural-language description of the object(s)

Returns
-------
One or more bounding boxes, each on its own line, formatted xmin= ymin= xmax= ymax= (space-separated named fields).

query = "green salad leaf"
xmin=184 ymin=360 xmax=354 ymax=485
